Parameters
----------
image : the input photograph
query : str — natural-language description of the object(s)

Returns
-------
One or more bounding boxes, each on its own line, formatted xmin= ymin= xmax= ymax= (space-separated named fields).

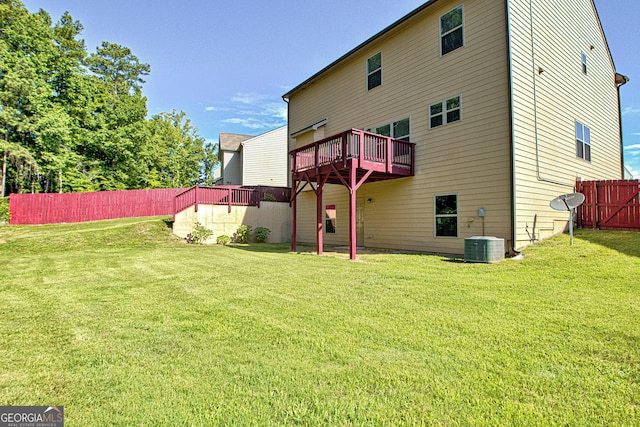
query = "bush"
xmin=0 ymin=197 xmax=8 ymax=224
xmin=186 ymin=222 xmax=213 ymax=244
xmin=261 ymin=193 xmax=277 ymax=202
xmin=235 ymin=225 xmax=252 ymax=244
xmin=0 ymin=198 xmax=8 ymax=223
xmin=216 ymin=235 xmax=231 ymax=245
xmin=254 ymin=226 xmax=271 ymax=243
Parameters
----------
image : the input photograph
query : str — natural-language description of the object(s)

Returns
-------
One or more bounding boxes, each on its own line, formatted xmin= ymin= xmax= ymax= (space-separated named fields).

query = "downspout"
xmin=505 ymin=0 xmax=518 ymax=255
xmin=615 ymin=73 xmax=630 ymax=177
xmin=282 ymin=95 xmax=295 ymax=250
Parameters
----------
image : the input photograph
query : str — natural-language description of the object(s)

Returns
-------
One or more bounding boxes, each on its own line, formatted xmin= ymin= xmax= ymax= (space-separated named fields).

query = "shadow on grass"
xmin=225 ymin=243 xmax=293 ymax=254
xmin=576 ymin=228 xmax=640 ymax=258
xmin=225 ymin=243 xmax=464 ymax=263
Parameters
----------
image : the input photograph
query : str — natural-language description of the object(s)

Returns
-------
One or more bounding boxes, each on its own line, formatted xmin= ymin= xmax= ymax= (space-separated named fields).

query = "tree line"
xmin=0 ymin=0 xmax=217 ymax=196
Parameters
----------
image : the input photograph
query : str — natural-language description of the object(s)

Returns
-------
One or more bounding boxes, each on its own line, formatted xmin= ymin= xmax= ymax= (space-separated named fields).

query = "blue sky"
xmin=22 ymin=0 xmax=640 ymax=177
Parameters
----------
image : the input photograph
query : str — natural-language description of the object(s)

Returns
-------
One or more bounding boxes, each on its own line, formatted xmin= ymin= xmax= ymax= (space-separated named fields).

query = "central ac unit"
xmin=464 ymin=236 xmax=505 ymax=263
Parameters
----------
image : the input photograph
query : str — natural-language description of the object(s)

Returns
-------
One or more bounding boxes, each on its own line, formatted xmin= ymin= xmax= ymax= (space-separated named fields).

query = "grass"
xmin=0 ymin=217 xmax=638 ymax=426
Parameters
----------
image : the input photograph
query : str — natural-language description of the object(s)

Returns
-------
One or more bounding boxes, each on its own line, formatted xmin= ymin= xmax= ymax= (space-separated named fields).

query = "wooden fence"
xmin=577 ymin=179 xmax=640 ymax=231
xmin=9 ymin=185 xmax=291 ymax=225
xmin=9 ymin=188 xmax=186 ymax=225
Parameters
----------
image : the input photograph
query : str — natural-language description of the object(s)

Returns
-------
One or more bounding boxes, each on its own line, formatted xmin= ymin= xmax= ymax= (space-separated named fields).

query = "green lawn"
xmin=0 ymin=217 xmax=638 ymax=426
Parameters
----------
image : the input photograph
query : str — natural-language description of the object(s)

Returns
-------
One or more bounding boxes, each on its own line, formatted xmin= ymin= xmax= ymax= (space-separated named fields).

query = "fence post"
xmin=194 ymin=185 xmax=199 ymax=212
xmin=228 ymin=187 xmax=232 ymax=213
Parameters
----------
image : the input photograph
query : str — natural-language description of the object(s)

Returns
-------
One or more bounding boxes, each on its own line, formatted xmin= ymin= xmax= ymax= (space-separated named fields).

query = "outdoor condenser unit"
xmin=464 ymin=236 xmax=505 ymax=263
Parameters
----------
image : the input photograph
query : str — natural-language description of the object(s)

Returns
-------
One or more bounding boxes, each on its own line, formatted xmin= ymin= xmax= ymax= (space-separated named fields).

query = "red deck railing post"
xmin=386 ymin=137 xmax=393 ymax=172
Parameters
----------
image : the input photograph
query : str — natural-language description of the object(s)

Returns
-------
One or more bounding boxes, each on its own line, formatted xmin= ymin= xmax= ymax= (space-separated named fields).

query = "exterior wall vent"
xmin=464 ymin=236 xmax=505 ymax=263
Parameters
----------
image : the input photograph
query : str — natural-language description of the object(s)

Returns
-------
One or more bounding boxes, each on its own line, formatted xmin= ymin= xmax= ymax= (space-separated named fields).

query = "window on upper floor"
xmin=429 ymin=96 xmax=461 ymax=128
xmin=440 ymin=6 xmax=464 ymax=56
xmin=435 ymin=194 xmax=458 ymax=237
xmin=367 ymin=52 xmax=382 ymax=91
xmin=375 ymin=117 xmax=410 ymax=141
xmin=325 ymin=205 xmax=336 ymax=233
xmin=581 ymin=52 xmax=587 ymax=75
xmin=576 ymin=121 xmax=591 ymax=162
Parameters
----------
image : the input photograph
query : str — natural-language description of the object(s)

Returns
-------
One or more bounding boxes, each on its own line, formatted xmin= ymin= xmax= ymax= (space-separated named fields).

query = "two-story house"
xmin=216 ymin=126 xmax=288 ymax=187
xmin=284 ymin=0 xmax=627 ymax=260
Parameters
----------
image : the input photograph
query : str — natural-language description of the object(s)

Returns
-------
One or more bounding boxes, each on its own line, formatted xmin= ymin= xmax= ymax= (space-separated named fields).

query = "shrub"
xmin=235 ymin=225 xmax=252 ymax=244
xmin=0 ymin=197 xmax=8 ymax=224
xmin=261 ymin=193 xmax=277 ymax=202
xmin=254 ymin=226 xmax=271 ymax=243
xmin=216 ymin=235 xmax=231 ymax=245
xmin=186 ymin=221 xmax=213 ymax=244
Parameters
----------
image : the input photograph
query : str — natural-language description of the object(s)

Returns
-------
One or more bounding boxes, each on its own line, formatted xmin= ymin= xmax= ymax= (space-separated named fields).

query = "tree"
xmin=86 ymin=42 xmax=150 ymax=96
xmin=0 ymin=2 xmax=211 ymax=194
xmin=142 ymin=110 xmax=217 ymax=188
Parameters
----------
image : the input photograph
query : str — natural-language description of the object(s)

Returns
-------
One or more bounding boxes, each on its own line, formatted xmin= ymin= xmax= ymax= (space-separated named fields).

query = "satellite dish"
xmin=550 ymin=192 xmax=586 ymax=211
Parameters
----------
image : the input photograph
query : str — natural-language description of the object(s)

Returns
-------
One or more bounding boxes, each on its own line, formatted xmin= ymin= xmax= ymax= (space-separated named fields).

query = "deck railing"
xmin=290 ymin=129 xmax=415 ymax=174
xmin=174 ymin=185 xmax=291 ymax=216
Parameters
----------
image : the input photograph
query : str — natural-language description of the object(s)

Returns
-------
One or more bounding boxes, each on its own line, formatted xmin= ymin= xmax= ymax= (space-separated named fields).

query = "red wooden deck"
xmin=289 ymin=129 xmax=416 ymax=260
xmin=291 ymin=129 xmax=414 ymax=184
xmin=174 ymin=185 xmax=291 ymax=218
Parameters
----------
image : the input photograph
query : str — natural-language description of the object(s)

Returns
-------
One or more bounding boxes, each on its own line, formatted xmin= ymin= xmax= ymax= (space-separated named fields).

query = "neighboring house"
xmin=283 ymin=0 xmax=628 ymax=259
xmin=216 ymin=132 xmax=253 ymax=185
xmin=215 ymin=126 xmax=288 ymax=187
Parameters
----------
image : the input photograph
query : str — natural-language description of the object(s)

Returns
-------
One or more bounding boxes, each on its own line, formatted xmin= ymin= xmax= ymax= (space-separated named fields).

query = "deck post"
xmin=291 ymin=178 xmax=297 ymax=253
xmin=349 ymin=165 xmax=357 ymax=260
xmin=317 ymin=185 xmax=323 ymax=255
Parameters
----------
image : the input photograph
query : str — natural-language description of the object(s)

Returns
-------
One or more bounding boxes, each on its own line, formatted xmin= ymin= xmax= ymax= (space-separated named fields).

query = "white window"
xmin=367 ymin=52 xmax=382 ymax=91
xmin=576 ymin=121 xmax=591 ymax=162
xmin=375 ymin=117 xmax=410 ymax=141
xmin=429 ymin=96 xmax=461 ymax=128
xmin=440 ymin=6 xmax=464 ymax=55
xmin=435 ymin=194 xmax=458 ymax=237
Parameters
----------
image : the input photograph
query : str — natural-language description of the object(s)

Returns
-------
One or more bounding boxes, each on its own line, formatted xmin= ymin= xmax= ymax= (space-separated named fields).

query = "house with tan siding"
xmin=283 ymin=0 xmax=628 ymax=259
xmin=216 ymin=126 xmax=288 ymax=187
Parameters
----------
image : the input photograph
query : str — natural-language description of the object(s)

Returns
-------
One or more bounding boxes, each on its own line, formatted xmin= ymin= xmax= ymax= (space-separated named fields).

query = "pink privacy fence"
xmin=9 ymin=188 xmax=185 ymax=225
xmin=8 ymin=186 xmax=291 ymax=225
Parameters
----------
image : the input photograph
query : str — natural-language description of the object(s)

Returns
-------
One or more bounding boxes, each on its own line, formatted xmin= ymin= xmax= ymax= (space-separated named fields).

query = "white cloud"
xmin=622 ymin=106 xmax=640 ymax=116
xmin=625 ymin=165 xmax=639 ymax=178
xmin=222 ymin=117 xmax=284 ymax=130
xmin=230 ymin=93 xmax=270 ymax=105
xmin=205 ymin=106 xmax=230 ymax=112
xmin=626 ymin=143 xmax=640 ymax=150
xmin=205 ymin=92 xmax=287 ymax=132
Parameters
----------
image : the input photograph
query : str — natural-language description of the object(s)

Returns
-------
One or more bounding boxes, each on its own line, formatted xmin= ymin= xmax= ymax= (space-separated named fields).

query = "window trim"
xmin=439 ymin=5 xmax=465 ymax=56
xmin=374 ymin=117 xmax=411 ymax=141
xmin=434 ymin=193 xmax=459 ymax=238
xmin=367 ymin=52 xmax=382 ymax=91
xmin=429 ymin=95 xmax=462 ymax=129
xmin=575 ymin=121 xmax=591 ymax=162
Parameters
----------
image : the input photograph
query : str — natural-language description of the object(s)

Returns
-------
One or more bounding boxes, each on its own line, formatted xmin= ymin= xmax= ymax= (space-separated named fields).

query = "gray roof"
xmin=219 ymin=133 xmax=254 ymax=152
